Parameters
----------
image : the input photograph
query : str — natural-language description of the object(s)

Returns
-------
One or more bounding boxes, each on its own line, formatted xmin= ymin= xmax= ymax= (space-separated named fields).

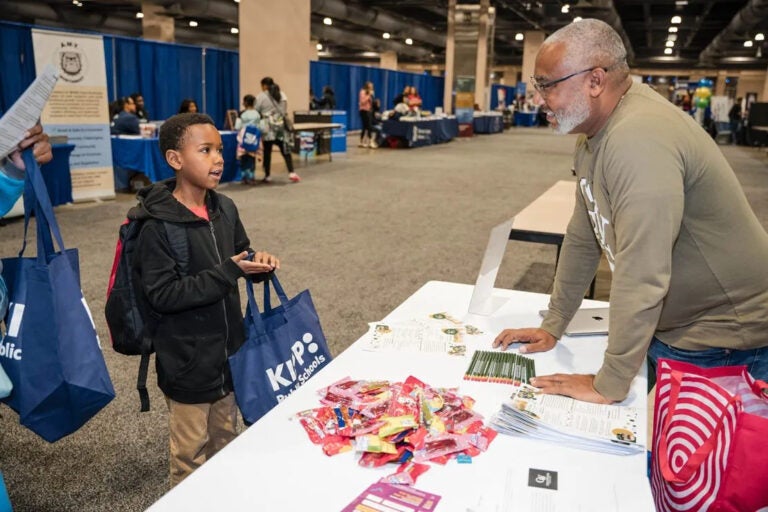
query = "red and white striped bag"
xmin=651 ymin=358 xmax=768 ymax=512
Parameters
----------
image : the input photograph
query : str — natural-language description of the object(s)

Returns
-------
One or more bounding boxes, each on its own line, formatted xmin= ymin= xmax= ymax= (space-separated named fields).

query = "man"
xmin=111 ymin=96 xmax=140 ymax=135
xmin=131 ymin=92 xmax=150 ymax=123
xmin=493 ymin=19 xmax=768 ymax=404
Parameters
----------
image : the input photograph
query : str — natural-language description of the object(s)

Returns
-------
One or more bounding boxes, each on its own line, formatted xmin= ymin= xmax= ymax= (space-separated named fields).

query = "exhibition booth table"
xmin=148 ymin=281 xmax=652 ymax=512
xmin=292 ymin=122 xmax=343 ymax=162
xmin=293 ymin=110 xmax=348 ymax=154
xmin=110 ymin=131 xmax=239 ymax=188
xmin=514 ymin=111 xmax=538 ymax=127
xmin=472 ymin=113 xmax=503 ymax=134
xmin=382 ymin=117 xmax=459 ymax=148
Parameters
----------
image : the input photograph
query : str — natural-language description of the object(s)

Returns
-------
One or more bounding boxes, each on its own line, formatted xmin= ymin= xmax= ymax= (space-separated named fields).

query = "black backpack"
xmin=105 ymin=199 xmax=238 ymax=411
xmin=105 ymin=218 xmax=188 ymax=412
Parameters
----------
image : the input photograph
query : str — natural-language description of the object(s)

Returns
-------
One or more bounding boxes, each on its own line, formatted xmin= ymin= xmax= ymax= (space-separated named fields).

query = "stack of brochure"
xmin=491 ymin=384 xmax=644 ymax=455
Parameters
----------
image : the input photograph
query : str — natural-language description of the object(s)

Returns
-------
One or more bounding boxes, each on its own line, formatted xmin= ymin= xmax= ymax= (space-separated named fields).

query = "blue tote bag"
xmin=229 ymin=273 xmax=331 ymax=424
xmin=0 ymin=150 xmax=114 ymax=442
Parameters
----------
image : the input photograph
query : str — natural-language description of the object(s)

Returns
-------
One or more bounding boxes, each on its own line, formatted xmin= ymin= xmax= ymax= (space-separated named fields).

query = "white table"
xmin=148 ymin=281 xmax=653 ymax=512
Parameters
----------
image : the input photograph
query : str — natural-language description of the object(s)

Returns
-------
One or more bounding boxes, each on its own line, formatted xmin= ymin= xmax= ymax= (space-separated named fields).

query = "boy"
xmin=131 ymin=113 xmax=279 ymax=486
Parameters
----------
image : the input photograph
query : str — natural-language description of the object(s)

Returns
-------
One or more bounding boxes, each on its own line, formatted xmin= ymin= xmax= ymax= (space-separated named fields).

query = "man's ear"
xmin=166 ymin=149 xmax=183 ymax=171
xmin=589 ymin=68 xmax=608 ymax=98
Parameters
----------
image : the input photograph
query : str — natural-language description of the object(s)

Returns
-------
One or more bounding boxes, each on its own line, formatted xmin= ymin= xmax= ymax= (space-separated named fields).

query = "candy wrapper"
xmin=296 ymin=376 xmax=495 ymax=469
xmin=380 ymin=461 xmax=431 ymax=486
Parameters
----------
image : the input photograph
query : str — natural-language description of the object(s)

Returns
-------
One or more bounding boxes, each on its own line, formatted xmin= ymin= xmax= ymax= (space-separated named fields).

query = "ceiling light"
xmin=671 ymin=16 xmax=682 ymax=24
xmin=669 ymin=26 xmax=678 ymax=33
xmin=323 ymin=17 xmax=332 ymax=25
xmin=666 ymin=41 xmax=674 ymax=48
xmin=664 ymin=48 xmax=673 ymax=55
xmin=230 ymin=27 xmax=239 ymax=34
xmin=573 ymin=16 xmax=582 ymax=22
xmin=744 ymin=40 xmax=754 ymax=47
xmin=136 ymin=12 xmax=143 ymax=18
xmin=675 ymin=0 xmax=688 ymax=5
xmin=756 ymin=33 xmax=765 ymax=41
xmin=561 ymin=4 xmax=569 ymax=13
xmin=383 ymin=32 xmax=391 ymax=39
xmin=405 ymin=38 xmax=413 ymax=45
xmin=515 ymin=33 xmax=524 ymax=41
xmin=189 ymin=20 xmax=198 ymax=27
xmin=234 ymin=0 xmax=239 ymax=2
xmin=316 ymin=43 xmax=323 ymax=50
xmin=667 ymin=34 xmax=677 ymax=42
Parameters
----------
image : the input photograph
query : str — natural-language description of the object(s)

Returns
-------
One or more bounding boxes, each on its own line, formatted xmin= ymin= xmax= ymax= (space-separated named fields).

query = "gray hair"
xmin=544 ymin=19 xmax=629 ymax=76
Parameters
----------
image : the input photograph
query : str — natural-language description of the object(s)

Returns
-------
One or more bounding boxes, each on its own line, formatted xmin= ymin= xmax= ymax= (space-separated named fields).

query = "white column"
xmin=443 ymin=0 xmax=456 ymax=114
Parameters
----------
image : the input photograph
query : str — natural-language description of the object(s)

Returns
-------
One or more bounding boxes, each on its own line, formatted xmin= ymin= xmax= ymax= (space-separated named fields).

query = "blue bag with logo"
xmin=0 ymin=150 xmax=114 ymax=442
xmin=228 ymin=273 xmax=331 ymax=424
xmin=240 ymin=123 xmax=261 ymax=152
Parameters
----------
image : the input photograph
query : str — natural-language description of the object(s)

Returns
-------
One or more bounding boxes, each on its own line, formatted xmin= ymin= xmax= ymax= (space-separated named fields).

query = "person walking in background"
xmin=235 ymin=94 xmax=261 ymax=185
xmin=131 ymin=92 xmax=150 ymax=122
xmin=132 ymin=113 xmax=281 ymax=487
xmin=729 ymin=97 xmax=743 ymax=145
xmin=358 ymin=81 xmax=375 ymax=148
xmin=254 ymin=77 xmax=300 ymax=183
xmin=178 ymin=98 xmax=198 ymax=114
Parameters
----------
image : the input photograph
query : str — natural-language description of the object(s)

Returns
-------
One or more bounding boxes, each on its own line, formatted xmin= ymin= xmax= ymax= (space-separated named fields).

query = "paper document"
xmin=491 ymin=384 xmax=644 ymax=455
xmin=362 ymin=322 xmax=467 ymax=356
xmin=0 ymin=64 xmax=59 ymax=161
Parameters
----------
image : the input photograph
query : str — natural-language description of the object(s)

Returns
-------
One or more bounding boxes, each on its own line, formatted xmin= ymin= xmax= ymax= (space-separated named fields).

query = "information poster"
xmin=32 ymin=29 xmax=115 ymax=201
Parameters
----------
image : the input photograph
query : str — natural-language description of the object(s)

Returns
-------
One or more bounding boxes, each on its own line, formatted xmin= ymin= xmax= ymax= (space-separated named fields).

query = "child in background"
xmin=130 ymin=113 xmax=281 ymax=486
xmin=235 ymin=94 xmax=261 ymax=185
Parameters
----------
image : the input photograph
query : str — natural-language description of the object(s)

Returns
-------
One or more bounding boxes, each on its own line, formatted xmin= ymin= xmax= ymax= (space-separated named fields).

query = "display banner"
xmin=32 ymin=29 xmax=115 ymax=201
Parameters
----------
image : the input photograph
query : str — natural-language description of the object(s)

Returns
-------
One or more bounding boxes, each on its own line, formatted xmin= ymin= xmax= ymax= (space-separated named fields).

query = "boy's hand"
xmin=231 ymin=251 xmax=280 ymax=274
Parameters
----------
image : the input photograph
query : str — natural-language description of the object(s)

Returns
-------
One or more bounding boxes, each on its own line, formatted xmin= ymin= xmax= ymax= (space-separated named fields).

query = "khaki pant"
xmin=165 ymin=393 xmax=238 ymax=487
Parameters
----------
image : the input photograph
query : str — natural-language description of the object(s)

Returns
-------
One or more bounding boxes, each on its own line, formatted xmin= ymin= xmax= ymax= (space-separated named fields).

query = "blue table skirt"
xmin=42 ymin=143 xmax=75 ymax=206
xmin=473 ymin=115 xmax=503 ymax=134
xmin=382 ymin=118 xmax=459 ymax=148
xmin=111 ymin=131 xmax=239 ymax=188
xmin=514 ymin=111 xmax=538 ymax=127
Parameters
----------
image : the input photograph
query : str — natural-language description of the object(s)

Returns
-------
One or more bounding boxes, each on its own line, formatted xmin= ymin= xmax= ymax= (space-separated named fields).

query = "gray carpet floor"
xmin=0 ymin=128 xmax=765 ymax=511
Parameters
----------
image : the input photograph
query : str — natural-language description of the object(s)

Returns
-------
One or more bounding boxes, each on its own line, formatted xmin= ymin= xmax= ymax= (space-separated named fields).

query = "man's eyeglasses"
xmin=530 ymin=66 xmax=609 ymax=97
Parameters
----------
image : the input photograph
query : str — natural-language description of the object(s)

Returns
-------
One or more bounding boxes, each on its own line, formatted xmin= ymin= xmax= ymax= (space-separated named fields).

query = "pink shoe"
xmin=289 ymin=173 xmax=301 ymax=183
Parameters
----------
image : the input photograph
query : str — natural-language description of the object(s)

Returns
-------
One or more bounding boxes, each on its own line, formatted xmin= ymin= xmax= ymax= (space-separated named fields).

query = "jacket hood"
xmin=127 ymin=178 xmax=221 ymax=223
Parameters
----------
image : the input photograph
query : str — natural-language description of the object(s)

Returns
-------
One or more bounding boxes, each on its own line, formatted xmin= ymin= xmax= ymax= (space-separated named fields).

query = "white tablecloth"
xmin=148 ymin=281 xmax=653 ymax=511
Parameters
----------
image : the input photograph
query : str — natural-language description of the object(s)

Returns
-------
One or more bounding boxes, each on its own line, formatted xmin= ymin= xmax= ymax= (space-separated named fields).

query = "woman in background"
xmin=254 ymin=77 xmax=300 ymax=183
xmin=358 ymin=81 xmax=374 ymax=148
xmin=178 ymin=98 xmax=198 ymax=114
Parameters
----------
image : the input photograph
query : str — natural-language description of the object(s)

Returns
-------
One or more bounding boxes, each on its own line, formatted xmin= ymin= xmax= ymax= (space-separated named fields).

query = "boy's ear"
xmin=166 ymin=149 xmax=183 ymax=171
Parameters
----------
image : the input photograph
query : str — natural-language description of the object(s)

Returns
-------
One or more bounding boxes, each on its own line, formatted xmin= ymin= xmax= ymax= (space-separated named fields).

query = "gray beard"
xmin=552 ymin=98 xmax=591 ymax=134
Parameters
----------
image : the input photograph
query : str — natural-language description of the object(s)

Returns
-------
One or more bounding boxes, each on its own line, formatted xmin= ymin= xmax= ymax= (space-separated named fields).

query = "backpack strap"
xmin=135 ymin=221 xmax=189 ymax=412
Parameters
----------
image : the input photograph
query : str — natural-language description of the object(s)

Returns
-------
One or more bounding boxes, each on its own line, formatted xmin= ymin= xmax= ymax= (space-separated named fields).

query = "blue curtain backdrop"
xmin=2 ymin=20 xmax=443 ymax=133
xmin=310 ymin=61 xmax=445 ymax=131
xmin=0 ymin=22 xmax=37 ymax=115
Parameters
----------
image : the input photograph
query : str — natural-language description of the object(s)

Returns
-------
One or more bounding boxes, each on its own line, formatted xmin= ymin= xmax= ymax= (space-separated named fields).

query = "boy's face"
xmin=167 ymin=123 xmax=224 ymax=189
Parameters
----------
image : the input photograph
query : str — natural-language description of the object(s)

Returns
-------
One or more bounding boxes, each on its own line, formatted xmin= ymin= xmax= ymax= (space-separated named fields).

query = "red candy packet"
xmin=380 ymin=461 xmax=431 ymax=486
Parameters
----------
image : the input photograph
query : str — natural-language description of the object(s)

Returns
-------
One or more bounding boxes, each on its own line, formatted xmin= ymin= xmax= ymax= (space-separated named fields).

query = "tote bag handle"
xmin=657 ymin=368 xmax=740 ymax=483
xmin=18 ymin=149 xmax=68 ymax=264
xmin=262 ymin=272 xmax=289 ymax=311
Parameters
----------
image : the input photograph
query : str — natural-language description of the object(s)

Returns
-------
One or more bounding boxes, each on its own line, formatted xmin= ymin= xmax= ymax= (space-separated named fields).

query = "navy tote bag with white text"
xmin=229 ymin=273 xmax=331 ymax=424
xmin=0 ymin=150 xmax=114 ymax=442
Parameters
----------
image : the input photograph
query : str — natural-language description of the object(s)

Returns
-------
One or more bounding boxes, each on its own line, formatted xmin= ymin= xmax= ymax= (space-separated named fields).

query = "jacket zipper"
xmin=209 ymin=219 xmax=229 ymax=398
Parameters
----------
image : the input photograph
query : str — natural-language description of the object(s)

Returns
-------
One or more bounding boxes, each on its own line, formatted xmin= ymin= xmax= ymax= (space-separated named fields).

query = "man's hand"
xmin=529 ymin=374 xmax=613 ymax=404
xmin=9 ymin=124 xmax=52 ymax=169
xmin=493 ymin=327 xmax=557 ymax=354
xmin=231 ymin=251 xmax=280 ymax=274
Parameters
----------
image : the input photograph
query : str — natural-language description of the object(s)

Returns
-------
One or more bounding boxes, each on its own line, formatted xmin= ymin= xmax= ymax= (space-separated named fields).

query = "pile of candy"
xmin=294 ymin=376 xmax=497 ymax=485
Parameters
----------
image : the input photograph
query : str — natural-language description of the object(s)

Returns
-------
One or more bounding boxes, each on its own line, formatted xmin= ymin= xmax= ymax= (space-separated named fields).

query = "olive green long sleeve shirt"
xmin=541 ymin=82 xmax=768 ymax=401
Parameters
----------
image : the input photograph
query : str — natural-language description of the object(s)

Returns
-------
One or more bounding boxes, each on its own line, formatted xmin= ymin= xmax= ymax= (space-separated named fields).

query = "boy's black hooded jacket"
xmin=129 ymin=179 xmax=250 ymax=404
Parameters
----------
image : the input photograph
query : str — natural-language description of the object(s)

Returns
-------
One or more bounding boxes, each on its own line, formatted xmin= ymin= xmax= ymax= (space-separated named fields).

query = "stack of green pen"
xmin=463 ymin=350 xmax=536 ymax=385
